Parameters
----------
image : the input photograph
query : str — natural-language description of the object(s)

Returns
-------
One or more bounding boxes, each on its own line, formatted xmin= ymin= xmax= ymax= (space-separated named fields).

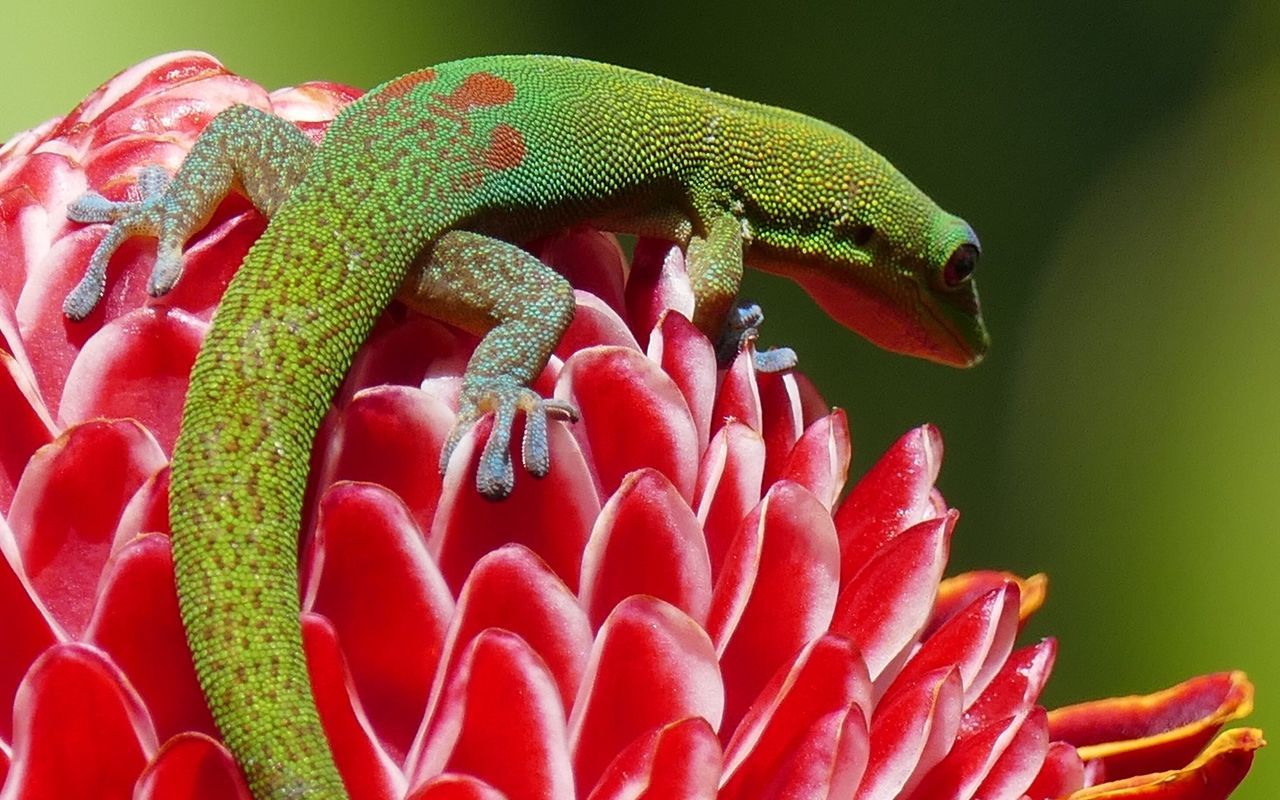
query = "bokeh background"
xmin=2 ymin=2 xmax=1275 ymax=795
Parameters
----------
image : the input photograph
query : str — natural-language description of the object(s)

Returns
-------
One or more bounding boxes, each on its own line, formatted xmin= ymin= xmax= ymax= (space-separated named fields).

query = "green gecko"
xmin=62 ymin=55 xmax=988 ymax=800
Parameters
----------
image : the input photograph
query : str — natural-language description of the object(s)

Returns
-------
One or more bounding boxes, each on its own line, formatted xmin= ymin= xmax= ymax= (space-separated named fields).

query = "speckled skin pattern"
xmin=64 ymin=55 xmax=989 ymax=799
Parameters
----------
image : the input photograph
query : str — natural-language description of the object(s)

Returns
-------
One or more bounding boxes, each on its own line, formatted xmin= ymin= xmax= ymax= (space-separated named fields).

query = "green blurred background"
xmin=3 ymin=1 xmax=1275 ymax=795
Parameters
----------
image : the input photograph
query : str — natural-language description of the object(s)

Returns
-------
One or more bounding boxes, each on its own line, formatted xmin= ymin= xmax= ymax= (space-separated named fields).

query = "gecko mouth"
xmin=915 ymin=281 xmax=989 ymax=367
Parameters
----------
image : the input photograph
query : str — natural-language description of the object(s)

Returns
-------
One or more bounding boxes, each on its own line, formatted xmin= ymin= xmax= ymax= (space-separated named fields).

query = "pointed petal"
xmin=580 ymin=468 xmax=712 ymax=628
xmin=1064 ymin=728 xmax=1263 ymax=800
xmin=0 ymin=514 xmax=59 ymax=743
xmin=1049 ymin=671 xmax=1255 ymax=781
xmin=134 ymin=733 xmax=253 ymax=800
xmin=624 ymin=238 xmax=694 ymax=348
xmin=962 ymin=639 xmax=1057 ymax=737
xmin=834 ymin=425 xmax=943 ymax=583
xmin=302 ymin=613 xmax=406 ymax=800
xmin=432 ymin=415 xmax=600 ymax=593
xmin=557 ymin=291 xmax=642 ymax=359
xmin=9 ymin=419 xmax=167 ymax=635
xmin=84 ymin=533 xmax=214 ymax=741
xmin=830 ymin=513 xmax=954 ymax=682
xmin=303 ymin=482 xmax=455 ymax=761
xmin=708 ymin=481 xmax=840 ymax=733
xmin=885 ymin=583 xmax=1019 ymax=708
xmin=971 ymin=708 xmax=1049 ymax=800
xmin=755 ymin=370 xmax=805 ymax=486
xmin=0 ymin=353 xmax=56 ymax=514
xmin=761 ymin=705 xmax=869 ymax=800
xmin=777 ymin=409 xmax=851 ymax=511
xmin=409 ymin=544 xmax=591 ymax=771
xmin=111 ymin=465 xmax=171 ymax=549
xmin=646 ymin=311 xmax=716 ymax=453
xmin=411 ymin=629 xmax=574 ymax=800
xmin=854 ymin=666 xmax=963 ymax=800
xmin=4 ymin=643 xmax=156 ymax=800
xmin=535 ymin=227 xmax=629 ymax=318
xmin=315 ymin=385 xmax=455 ymax=535
xmin=721 ymin=635 xmax=872 ymax=800
xmin=568 ymin=596 xmax=723 ymax=794
xmin=693 ymin=421 xmax=765 ymax=579
xmin=340 ymin=314 xmax=469 ymax=401
xmin=406 ymin=774 xmax=509 ymax=800
xmin=928 ymin=570 xmax=1048 ymax=637
xmin=711 ymin=349 xmax=762 ymax=436
xmin=556 ymin=345 xmax=699 ymax=501
xmin=1025 ymin=741 xmax=1086 ymax=800
xmin=588 ymin=717 xmax=723 ymax=800
xmin=58 ymin=306 xmax=205 ymax=454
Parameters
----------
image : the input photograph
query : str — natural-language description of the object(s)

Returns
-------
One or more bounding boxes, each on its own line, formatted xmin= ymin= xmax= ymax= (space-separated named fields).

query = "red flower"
xmin=0 ymin=52 xmax=1263 ymax=800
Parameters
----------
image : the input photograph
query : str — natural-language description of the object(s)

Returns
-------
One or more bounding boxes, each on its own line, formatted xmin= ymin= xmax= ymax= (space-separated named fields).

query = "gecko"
xmin=61 ymin=55 xmax=988 ymax=800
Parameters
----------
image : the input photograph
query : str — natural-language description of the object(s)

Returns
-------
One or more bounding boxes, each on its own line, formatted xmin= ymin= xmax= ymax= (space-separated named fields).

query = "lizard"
xmin=61 ymin=55 xmax=989 ymax=800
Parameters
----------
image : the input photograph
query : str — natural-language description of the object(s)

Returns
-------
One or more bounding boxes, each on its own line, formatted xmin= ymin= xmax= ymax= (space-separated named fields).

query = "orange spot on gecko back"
xmin=439 ymin=72 xmax=516 ymax=112
xmin=484 ymin=124 xmax=526 ymax=171
xmin=381 ymin=68 xmax=438 ymax=98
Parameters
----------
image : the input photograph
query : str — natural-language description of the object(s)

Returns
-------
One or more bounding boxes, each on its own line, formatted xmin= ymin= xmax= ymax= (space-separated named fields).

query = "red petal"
xmin=415 ymin=544 xmax=591 ymax=751
xmin=303 ymin=482 xmax=455 ymax=762
xmin=432 ymin=415 xmax=600 ymax=593
xmin=557 ymin=291 xmax=642 ymax=360
xmin=6 ymin=643 xmax=156 ymax=800
xmin=721 ymin=635 xmax=872 ymax=800
xmin=928 ymin=570 xmax=1048 ymax=637
xmin=855 ymin=666 xmax=963 ymax=800
xmin=778 ymin=409 xmax=851 ymax=511
xmin=835 ymin=425 xmax=943 ymax=583
xmin=0 ymin=515 xmax=59 ymax=743
xmin=580 ymin=468 xmax=712 ymax=628
xmin=1025 ymin=741 xmax=1086 ymax=800
xmin=646 ymin=311 xmax=716 ymax=453
xmin=340 ymin=313 xmax=469 ymax=400
xmin=711 ymin=349 xmax=762 ymax=436
xmin=557 ymin=345 xmax=699 ymax=501
xmin=568 ymin=596 xmax=723 ymax=794
xmin=9 ymin=419 xmax=167 ymax=635
xmin=58 ymin=306 xmax=205 ymax=454
xmin=761 ymin=705 xmax=869 ymax=800
xmin=830 ymin=513 xmax=954 ymax=682
xmin=624 ymin=238 xmax=695 ymax=348
xmin=884 ymin=583 xmax=1019 ymax=708
xmin=693 ymin=421 xmax=765 ymax=579
xmin=410 ymin=629 xmax=574 ymax=799
xmin=961 ymin=639 xmax=1057 ymax=737
xmin=534 ymin=227 xmax=629 ymax=318
xmin=1064 ymin=728 xmax=1263 ymax=800
xmin=313 ymin=385 xmax=454 ymax=536
xmin=971 ymin=708 xmax=1049 ymax=800
xmin=406 ymin=774 xmax=508 ymax=800
xmin=588 ymin=717 xmax=723 ymax=800
xmin=111 ymin=466 xmax=172 ymax=548
xmin=268 ymin=81 xmax=361 ymax=130
xmin=1049 ymin=671 xmax=1255 ymax=781
xmin=755 ymin=369 xmax=804 ymax=486
xmin=303 ymin=613 xmax=405 ymax=800
xmin=708 ymin=481 xmax=840 ymax=733
xmin=134 ymin=733 xmax=252 ymax=800
xmin=0 ymin=353 xmax=55 ymax=514
xmin=84 ymin=533 xmax=214 ymax=741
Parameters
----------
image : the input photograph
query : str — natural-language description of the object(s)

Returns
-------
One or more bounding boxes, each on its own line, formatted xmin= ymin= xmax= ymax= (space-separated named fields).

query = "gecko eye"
xmin=942 ymin=243 xmax=979 ymax=288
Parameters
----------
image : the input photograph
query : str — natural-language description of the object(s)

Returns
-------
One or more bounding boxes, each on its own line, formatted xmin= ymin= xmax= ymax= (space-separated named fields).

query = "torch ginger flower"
xmin=0 ymin=52 xmax=1263 ymax=800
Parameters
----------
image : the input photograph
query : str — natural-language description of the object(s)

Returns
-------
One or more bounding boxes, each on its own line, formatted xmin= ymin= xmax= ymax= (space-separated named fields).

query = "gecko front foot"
xmin=440 ymin=377 xmax=580 ymax=499
xmin=718 ymin=300 xmax=798 ymax=373
xmin=63 ymin=165 xmax=188 ymax=320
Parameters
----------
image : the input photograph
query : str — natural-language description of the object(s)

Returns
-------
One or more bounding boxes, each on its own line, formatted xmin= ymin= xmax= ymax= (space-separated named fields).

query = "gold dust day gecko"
xmin=62 ymin=54 xmax=988 ymax=800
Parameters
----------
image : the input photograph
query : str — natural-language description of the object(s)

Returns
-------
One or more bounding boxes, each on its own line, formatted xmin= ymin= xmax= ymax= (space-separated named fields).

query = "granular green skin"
xmin=66 ymin=55 xmax=989 ymax=799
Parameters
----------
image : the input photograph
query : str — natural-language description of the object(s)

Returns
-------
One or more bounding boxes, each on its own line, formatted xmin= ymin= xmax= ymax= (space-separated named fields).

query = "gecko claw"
xmin=440 ymin=378 xmax=580 ymax=499
xmin=718 ymin=300 xmax=798 ymax=372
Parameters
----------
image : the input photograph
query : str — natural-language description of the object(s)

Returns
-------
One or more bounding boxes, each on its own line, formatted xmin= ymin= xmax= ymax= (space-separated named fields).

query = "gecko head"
xmin=750 ymin=179 xmax=990 ymax=368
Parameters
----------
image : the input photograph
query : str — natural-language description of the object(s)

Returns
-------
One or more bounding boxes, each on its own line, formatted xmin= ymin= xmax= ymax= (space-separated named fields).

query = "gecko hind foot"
xmin=63 ymin=165 xmax=184 ymax=320
xmin=718 ymin=300 xmax=798 ymax=373
xmin=440 ymin=378 xmax=579 ymax=500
